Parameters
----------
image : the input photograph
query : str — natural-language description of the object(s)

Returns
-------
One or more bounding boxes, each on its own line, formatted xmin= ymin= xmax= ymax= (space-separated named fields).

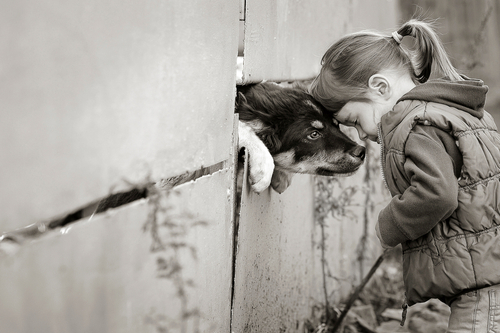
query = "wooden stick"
xmin=331 ymin=253 xmax=386 ymax=333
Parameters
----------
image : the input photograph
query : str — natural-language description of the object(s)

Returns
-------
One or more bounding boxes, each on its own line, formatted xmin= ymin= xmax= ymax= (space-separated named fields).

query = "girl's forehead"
xmin=335 ymin=101 xmax=366 ymax=121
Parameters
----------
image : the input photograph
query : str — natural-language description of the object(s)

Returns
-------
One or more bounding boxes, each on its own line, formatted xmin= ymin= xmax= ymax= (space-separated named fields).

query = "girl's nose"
xmin=357 ymin=128 xmax=368 ymax=141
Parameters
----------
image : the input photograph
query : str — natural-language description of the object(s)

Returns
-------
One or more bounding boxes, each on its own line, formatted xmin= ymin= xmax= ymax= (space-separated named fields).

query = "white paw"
xmin=248 ymin=148 xmax=274 ymax=193
xmin=270 ymin=170 xmax=293 ymax=194
xmin=238 ymin=120 xmax=274 ymax=193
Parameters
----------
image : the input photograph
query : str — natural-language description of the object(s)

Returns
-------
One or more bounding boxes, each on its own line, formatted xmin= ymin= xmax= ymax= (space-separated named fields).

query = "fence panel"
xmin=234 ymin=0 xmax=398 ymax=330
xmin=0 ymin=165 xmax=235 ymax=333
xmin=0 ymin=0 xmax=239 ymax=232
xmin=240 ymin=0 xmax=399 ymax=82
xmin=0 ymin=0 xmax=401 ymax=332
xmin=232 ymin=165 xmax=317 ymax=332
xmin=312 ymin=141 xmax=391 ymax=304
xmin=232 ymin=142 xmax=391 ymax=332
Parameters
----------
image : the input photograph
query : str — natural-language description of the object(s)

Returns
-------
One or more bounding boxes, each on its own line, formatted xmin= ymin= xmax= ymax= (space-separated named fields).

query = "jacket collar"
xmin=379 ymin=76 xmax=489 ymax=139
xmin=397 ymin=76 xmax=488 ymax=118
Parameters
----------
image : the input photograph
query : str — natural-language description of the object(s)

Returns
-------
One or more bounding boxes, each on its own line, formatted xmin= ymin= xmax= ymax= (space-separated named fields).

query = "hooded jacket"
xmin=377 ymin=77 xmax=500 ymax=306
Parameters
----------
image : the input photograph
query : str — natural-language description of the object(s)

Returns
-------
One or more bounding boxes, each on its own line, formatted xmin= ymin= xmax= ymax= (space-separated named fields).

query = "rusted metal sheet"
xmin=240 ymin=0 xmax=398 ymax=82
xmin=0 ymin=166 xmax=235 ymax=333
xmin=0 ymin=0 xmax=239 ymax=231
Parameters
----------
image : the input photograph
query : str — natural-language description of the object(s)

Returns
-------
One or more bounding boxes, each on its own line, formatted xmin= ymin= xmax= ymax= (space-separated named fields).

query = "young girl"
xmin=310 ymin=19 xmax=500 ymax=332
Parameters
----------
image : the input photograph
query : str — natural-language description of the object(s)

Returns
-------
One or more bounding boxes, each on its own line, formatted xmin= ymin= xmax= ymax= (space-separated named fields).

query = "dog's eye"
xmin=307 ymin=131 xmax=322 ymax=140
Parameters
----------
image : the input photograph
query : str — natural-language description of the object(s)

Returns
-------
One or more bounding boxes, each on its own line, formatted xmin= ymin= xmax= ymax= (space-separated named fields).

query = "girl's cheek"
xmin=372 ymin=109 xmax=381 ymax=124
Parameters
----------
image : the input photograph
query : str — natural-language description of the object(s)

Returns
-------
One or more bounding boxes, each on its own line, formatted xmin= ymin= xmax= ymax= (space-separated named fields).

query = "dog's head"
xmin=236 ymin=82 xmax=365 ymax=176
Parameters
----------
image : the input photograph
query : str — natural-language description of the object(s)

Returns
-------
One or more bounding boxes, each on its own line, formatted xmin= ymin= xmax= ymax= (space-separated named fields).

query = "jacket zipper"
xmin=378 ymin=122 xmax=389 ymax=190
xmin=378 ymin=122 xmax=408 ymax=325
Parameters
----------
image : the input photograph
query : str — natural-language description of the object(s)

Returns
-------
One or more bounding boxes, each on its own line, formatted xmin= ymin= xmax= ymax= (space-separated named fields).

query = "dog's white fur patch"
xmin=311 ymin=120 xmax=324 ymax=129
xmin=245 ymin=119 xmax=265 ymax=132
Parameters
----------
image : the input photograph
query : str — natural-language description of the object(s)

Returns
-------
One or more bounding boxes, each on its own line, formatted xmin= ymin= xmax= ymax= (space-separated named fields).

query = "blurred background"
xmin=399 ymin=0 xmax=500 ymax=123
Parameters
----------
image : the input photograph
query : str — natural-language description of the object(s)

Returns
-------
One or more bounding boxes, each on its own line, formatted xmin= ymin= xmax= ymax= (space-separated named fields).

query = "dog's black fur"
xmin=236 ymin=82 xmax=365 ymax=192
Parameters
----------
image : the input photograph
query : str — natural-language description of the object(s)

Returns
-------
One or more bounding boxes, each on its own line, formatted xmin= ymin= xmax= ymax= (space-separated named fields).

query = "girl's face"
xmin=335 ymin=100 xmax=384 ymax=142
xmin=333 ymin=72 xmax=416 ymax=142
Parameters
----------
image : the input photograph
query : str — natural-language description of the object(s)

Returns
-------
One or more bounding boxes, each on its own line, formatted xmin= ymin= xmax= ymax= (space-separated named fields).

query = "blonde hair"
xmin=310 ymin=19 xmax=463 ymax=113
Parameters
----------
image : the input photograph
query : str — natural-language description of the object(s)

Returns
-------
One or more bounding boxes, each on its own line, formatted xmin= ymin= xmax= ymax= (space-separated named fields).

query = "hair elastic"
xmin=391 ymin=31 xmax=403 ymax=44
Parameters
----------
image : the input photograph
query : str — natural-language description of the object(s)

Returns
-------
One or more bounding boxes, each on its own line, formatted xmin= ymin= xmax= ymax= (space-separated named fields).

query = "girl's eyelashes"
xmin=345 ymin=118 xmax=357 ymax=126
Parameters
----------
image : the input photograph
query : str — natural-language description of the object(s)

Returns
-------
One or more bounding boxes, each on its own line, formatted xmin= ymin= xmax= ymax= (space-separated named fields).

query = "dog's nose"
xmin=349 ymin=145 xmax=366 ymax=160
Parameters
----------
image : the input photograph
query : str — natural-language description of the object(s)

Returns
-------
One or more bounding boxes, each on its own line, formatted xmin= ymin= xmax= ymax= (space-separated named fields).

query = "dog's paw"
xmin=238 ymin=120 xmax=275 ymax=193
xmin=248 ymin=148 xmax=274 ymax=193
xmin=270 ymin=170 xmax=293 ymax=194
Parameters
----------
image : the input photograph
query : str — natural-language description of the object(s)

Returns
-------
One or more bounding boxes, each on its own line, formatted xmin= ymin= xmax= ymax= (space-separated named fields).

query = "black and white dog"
xmin=62 ymin=82 xmax=365 ymax=221
xmin=236 ymin=82 xmax=365 ymax=193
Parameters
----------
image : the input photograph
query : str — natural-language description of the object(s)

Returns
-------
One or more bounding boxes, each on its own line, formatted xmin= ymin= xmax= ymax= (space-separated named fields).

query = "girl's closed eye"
xmin=347 ymin=118 xmax=357 ymax=127
xmin=339 ymin=116 xmax=354 ymax=127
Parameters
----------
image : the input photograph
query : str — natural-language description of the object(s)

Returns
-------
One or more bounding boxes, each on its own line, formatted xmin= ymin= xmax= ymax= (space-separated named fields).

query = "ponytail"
xmin=310 ymin=19 xmax=463 ymax=114
xmin=396 ymin=19 xmax=463 ymax=82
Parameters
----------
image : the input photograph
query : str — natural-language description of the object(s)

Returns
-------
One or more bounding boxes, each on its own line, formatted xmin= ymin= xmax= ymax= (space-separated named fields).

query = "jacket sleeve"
xmin=377 ymin=127 xmax=460 ymax=246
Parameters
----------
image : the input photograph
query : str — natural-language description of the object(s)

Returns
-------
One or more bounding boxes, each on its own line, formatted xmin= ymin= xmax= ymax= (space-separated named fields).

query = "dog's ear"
xmin=259 ymin=127 xmax=282 ymax=153
xmin=322 ymin=109 xmax=335 ymax=122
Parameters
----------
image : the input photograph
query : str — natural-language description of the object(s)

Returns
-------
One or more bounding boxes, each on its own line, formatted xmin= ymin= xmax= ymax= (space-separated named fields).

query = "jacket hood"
xmin=398 ymin=76 xmax=488 ymax=118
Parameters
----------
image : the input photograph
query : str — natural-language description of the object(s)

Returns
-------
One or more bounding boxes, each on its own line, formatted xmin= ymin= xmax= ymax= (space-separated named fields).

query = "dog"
xmin=236 ymin=82 xmax=366 ymax=193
